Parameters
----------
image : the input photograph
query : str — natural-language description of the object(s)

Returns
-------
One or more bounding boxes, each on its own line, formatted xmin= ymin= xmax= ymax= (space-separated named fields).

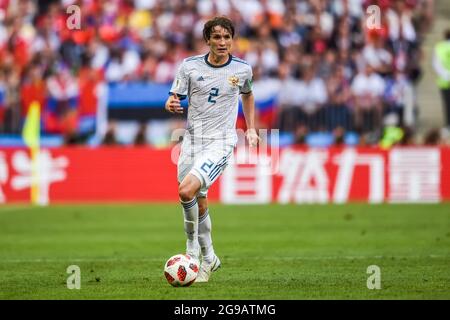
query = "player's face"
xmin=207 ymin=26 xmax=233 ymax=62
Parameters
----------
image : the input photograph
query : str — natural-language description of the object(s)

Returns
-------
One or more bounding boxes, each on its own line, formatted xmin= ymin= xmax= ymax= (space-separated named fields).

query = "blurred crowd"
xmin=0 ymin=0 xmax=445 ymax=146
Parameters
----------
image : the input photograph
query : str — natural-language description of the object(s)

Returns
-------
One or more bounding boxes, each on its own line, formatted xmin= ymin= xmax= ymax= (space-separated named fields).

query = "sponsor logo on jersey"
xmin=197 ymin=76 xmax=205 ymax=81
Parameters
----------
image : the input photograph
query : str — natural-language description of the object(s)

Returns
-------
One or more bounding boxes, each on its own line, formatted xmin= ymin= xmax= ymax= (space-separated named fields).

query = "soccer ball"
xmin=164 ymin=254 xmax=199 ymax=287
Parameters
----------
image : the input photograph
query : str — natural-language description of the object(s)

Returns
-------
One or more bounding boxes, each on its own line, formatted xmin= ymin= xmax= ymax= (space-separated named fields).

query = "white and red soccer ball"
xmin=164 ymin=254 xmax=199 ymax=287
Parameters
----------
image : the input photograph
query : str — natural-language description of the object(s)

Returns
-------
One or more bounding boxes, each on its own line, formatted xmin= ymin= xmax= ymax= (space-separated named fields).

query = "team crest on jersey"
xmin=228 ymin=75 xmax=239 ymax=87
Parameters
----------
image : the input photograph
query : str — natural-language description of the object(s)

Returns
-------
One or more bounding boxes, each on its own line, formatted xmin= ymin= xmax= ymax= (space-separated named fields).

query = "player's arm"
xmin=166 ymin=62 xmax=188 ymax=114
xmin=241 ymin=92 xmax=260 ymax=147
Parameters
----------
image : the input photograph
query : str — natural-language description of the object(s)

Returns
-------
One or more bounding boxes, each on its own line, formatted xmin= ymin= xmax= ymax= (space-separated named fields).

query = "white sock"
xmin=198 ymin=209 xmax=215 ymax=264
xmin=180 ymin=197 xmax=199 ymax=254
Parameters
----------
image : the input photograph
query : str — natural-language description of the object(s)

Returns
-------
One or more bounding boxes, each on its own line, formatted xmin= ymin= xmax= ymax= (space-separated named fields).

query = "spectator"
xmin=87 ymin=37 xmax=110 ymax=70
xmin=2 ymin=66 xmax=20 ymax=133
xmin=45 ymin=64 xmax=79 ymax=135
xmin=0 ymin=0 xmax=434 ymax=147
xmin=317 ymin=50 xmax=338 ymax=79
xmin=386 ymin=0 xmax=417 ymax=44
xmin=379 ymin=114 xmax=405 ymax=149
xmin=134 ymin=122 xmax=147 ymax=146
xmin=105 ymin=46 xmax=140 ymax=82
xmin=20 ymin=64 xmax=46 ymax=118
xmin=273 ymin=63 xmax=304 ymax=133
xmin=423 ymin=128 xmax=441 ymax=146
xmin=102 ymin=121 xmax=118 ymax=146
xmin=297 ymin=65 xmax=328 ymax=131
xmin=383 ymin=70 xmax=412 ymax=127
xmin=324 ymin=64 xmax=353 ymax=131
xmin=333 ymin=126 xmax=346 ymax=146
xmin=351 ymin=64 xmax=385 ymax=134
xmin=245 ymin=38 xmax=280 ymax=77
xmin=78 ymin=59 xmax=104 ymax=135
xmin=277 ymin=13 xmax=302 ymax=50
xmin=399 ymin=125 xmax=415 ymax=146
xmin=362 ymin=33 xmax=393 ymax=75
xmin=432 ymin=29 xmax=450 ymax=130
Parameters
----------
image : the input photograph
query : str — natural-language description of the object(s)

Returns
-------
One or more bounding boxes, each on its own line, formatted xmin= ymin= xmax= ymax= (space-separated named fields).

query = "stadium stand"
xmin=0 ymin=0 xmax=445 ymax=147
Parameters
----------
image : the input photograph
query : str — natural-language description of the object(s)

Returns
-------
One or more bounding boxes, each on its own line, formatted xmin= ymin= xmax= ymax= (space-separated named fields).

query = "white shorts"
xmin=177 ymin=139 xmax=234 ymax=198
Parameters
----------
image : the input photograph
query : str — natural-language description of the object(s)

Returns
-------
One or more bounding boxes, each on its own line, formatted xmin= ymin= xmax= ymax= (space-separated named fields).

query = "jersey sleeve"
xmin=240 ymin=66 xmax=253 ymax=94
xmin=169 ymin=62 xmax=189 ymax=100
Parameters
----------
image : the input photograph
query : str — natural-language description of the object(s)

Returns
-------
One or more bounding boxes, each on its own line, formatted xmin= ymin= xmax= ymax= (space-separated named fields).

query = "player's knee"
xmin=178 ymin=184 xmax=196 ymax=202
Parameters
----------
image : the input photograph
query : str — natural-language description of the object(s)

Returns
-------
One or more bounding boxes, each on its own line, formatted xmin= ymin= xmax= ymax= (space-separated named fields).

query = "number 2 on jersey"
xmin=208 ymin=87 xmax=219 ymax=104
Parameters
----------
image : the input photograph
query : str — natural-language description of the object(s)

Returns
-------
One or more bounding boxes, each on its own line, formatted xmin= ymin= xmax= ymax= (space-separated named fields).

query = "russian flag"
xmin=237 ymin=91 xmax=277 ymax=130
xmin=255 ymin=95 xmax=277 ymax=129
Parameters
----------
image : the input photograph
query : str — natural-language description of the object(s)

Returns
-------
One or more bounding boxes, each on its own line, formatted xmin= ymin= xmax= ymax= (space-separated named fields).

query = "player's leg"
xmin=196 ymin=195 xmax=221 ymax=283
xmin=197 ymin=196 xmax=217 ymax=264
xmin=193 ymin=150 xmax=232 ymax=282
xmin=178 ymin=173 xmax=202 ymax=260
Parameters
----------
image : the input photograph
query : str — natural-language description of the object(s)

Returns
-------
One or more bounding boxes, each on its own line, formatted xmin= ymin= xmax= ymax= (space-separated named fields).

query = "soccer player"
xmin=165 ymin=16 xmax=259 ymax=282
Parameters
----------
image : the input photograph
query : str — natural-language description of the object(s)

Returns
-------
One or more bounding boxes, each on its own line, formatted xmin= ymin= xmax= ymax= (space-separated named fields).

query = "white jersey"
xmin=170 ymin=53 xmax=253 ymax=146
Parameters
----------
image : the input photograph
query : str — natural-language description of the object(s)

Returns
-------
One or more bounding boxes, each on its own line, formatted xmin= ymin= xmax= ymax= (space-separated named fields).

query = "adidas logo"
xmin=197 ymin=76 xmax=205 ymax=81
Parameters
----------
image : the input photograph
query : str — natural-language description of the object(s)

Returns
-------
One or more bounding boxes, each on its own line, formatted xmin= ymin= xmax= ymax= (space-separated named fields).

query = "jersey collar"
xmin=204 ymin=53 xmax=232 ymax=68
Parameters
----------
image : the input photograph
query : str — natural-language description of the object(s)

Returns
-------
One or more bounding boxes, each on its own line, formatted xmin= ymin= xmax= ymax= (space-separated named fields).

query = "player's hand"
xmin=165 ymin=93 xmax=183 ymax=114
xmin=246 ymin=128 xmax=260 ymax=147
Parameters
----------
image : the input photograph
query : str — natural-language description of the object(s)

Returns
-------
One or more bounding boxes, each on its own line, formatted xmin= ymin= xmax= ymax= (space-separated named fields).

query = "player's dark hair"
xmin=203 ymin=16 xmax=235 ymax=42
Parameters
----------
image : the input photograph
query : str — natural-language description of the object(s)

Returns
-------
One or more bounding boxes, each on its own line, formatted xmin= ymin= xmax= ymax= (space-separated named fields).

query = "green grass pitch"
xmin=0 ymin=203 xmax=449 ymax=299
